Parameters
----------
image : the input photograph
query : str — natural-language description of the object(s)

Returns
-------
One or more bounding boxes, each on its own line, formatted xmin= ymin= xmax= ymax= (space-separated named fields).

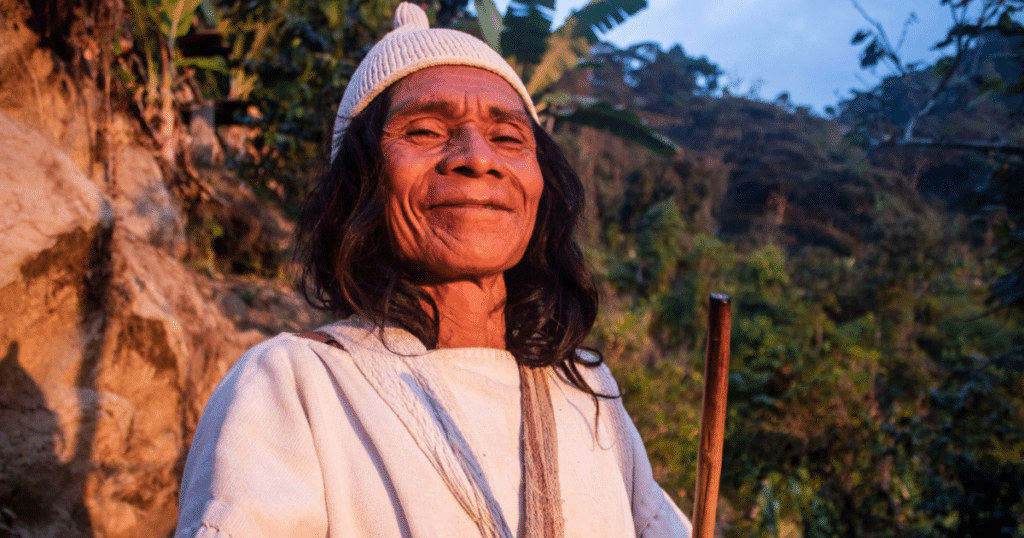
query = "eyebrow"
xmin=387 ymin=97 xmax=531 ymax=125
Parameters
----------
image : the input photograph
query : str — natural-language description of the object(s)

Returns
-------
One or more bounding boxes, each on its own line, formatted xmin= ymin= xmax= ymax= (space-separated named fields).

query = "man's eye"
xmin=492 ymin=135 xmax=523 ymax=144
xmin=408 ymin=129 xmax=441 ymax=138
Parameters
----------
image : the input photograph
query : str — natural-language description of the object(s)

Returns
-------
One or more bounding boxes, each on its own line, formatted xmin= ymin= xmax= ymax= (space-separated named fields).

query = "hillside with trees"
xmin=1 ymin=0 xmax=1021 ymax=536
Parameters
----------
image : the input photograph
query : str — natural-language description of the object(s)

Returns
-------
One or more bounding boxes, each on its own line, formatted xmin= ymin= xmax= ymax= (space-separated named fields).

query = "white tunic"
xmin=175 ymin=318 xmax=692 ymax=538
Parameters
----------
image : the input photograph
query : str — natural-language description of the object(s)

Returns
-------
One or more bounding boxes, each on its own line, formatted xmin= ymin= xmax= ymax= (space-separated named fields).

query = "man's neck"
xmin=419 ymin=275 xmax=507 ymax=349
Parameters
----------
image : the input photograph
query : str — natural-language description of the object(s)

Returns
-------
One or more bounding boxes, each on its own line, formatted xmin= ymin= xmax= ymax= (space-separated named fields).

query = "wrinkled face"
xmin=381 ymin=66 xmax=543 ymax=282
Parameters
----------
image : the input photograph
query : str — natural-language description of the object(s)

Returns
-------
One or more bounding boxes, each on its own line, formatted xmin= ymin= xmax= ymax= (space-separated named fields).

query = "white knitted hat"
xmin=331 ymin=2 xmax=539 ymax=159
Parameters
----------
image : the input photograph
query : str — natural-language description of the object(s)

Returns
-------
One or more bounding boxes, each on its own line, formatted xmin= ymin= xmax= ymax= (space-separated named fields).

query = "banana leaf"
xmin=549 ymin=98 xmax=679 ymax=156
xmin=570 ymin=0 xmax=647 ymax=43
xmin=474 ymin=0 xmax=505 ymax=54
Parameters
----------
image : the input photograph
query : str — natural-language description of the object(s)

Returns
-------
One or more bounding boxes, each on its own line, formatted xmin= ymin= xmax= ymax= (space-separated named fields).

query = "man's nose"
xmin=437 ymin=127 xmax=501 ymax=178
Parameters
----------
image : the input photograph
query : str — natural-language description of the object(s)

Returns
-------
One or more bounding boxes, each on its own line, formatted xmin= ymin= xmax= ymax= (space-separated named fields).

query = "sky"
xmin=491 ymin=0 xmax=960 ymax=114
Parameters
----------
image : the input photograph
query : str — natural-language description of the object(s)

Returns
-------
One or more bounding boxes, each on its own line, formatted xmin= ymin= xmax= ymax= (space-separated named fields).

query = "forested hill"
xmin=1 ymin=0 xmax=1022 ymax=536
xmin=548 ymin=22 xmax=1024 ymax=537
xmin=558 ymin=35 xmax=1019 ymax=260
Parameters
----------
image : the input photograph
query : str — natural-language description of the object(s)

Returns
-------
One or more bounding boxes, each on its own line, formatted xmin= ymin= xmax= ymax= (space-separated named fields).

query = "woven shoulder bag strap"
xmin=519 ymin=364 xmax=565 ymax=538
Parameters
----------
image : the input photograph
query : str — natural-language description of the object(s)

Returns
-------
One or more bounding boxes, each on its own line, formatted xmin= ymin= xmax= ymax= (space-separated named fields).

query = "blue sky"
xmin=493 ymin=0 xmax=960 ymax=114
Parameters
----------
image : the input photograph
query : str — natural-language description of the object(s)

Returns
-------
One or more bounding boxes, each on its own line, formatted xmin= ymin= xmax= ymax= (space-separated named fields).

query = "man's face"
xmin=380 ymin=65 xmax=543 ymax=283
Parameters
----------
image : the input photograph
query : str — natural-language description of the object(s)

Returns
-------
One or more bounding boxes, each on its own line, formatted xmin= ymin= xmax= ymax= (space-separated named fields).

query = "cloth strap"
xmin=518 ymin=363 xmax=565 ymax=538
xmin=297 ymin=331 xmax=565 ymax=538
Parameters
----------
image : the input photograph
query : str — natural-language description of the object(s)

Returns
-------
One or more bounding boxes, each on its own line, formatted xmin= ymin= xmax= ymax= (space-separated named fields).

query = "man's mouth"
xmin=428 ymin=198 xmax=514 ymax=211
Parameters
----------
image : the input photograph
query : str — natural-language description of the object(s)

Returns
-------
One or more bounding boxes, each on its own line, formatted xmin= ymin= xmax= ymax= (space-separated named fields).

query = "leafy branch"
xmin=123 ymin=0 xmax=212 ymax=164
xmin=849 ymin=0 xmax=1024 ymax=153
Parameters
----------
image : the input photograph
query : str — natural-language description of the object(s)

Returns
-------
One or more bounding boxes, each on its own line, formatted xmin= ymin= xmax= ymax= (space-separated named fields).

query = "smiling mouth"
xmin=429 ymin=201 xmax=513 ymax=211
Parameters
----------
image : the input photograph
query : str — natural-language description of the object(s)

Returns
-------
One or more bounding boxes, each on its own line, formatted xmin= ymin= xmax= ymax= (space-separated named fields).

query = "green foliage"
xmin=589 ymin=139 xmax=1024 ymax=534
xmin=843 ymin=0 xmax=1024 ymax=150
xmin=985 ymin=160 xmax=1024 ymax=312
xmin=901 ymin=346 xmax=1024 ymax=536
xmin=546 ymin=100 xmax=678 ymax=155
xmin=588 ymin=42 xmax=723 ymax=110
xmin=635 ymin=199 xmax=687 ymax=287
xmin=475 ymin=0 xmax=679 ymax=155
xmin=499 ymin=0 xmax=647 ymax=85
xmin=185 ymin=210 xmax=225 ymax=276
xmin=118 ymin=0 xmax=219 ymax=161
xmin=500 ymin=0 xmax=555 ymax=68
xmin=614 ymin=359 xmax=702 ymax=505
xmin=473 ymin=0 xmax=505 ymax=53
xmin=211 ymin=0 xmax=394 ymax=212
xmin=567 ymin=0 xmax=647 ymax=44
xmin=548 ymin=12 xmax=1024 ymax=529
xmin=100 ymin=0 xmax=1024 ymax=532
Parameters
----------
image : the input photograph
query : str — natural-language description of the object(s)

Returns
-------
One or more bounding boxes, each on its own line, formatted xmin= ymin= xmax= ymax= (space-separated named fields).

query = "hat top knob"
xmin=394 ymin=3 xmax=430 ymax=31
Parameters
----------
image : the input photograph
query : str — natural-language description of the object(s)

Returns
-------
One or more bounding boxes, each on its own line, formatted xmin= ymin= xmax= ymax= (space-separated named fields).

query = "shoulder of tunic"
xmin=569 ymin=349 xmax=622 ymax=398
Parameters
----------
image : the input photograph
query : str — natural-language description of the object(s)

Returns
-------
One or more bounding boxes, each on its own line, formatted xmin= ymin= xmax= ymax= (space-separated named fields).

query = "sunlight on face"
xmin=380 ymin=66 xmax=544 ymax=283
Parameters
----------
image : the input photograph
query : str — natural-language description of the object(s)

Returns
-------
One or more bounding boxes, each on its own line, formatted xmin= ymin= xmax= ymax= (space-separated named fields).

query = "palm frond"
xmin=501 ymin=0 xmax=556 ymax=66
xmin=548 ymin=97 xmax=679 ymax=155
xmin=569 ymin=0 xmax=647 ymax=44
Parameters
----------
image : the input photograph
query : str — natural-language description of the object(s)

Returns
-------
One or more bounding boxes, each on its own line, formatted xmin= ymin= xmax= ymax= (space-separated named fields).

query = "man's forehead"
xmin=388 ymin=96 xmax=532 ymax=123
xmin=387 ymin=66 xmax=532 ymax=121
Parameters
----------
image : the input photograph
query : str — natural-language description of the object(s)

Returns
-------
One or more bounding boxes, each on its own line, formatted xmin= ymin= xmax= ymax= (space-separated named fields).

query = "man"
xmin=175 ymin=4 xmax=692 ymax=537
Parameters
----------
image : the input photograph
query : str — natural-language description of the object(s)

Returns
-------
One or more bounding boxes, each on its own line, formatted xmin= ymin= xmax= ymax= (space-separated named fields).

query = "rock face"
xmin=0 ymin=107 xmax=111 ymax=537
xmin=78 ymin=229 xmax=263 ymax=538
xmin=0 ymin=96 xmax=282 ymax=538
xmin=110 ymin=146 xmax=188 ymax=259
xmin=0 ymin=6 xmax=334 ymax=535
xmin=0 ymin=111 xmax=108 ymax=290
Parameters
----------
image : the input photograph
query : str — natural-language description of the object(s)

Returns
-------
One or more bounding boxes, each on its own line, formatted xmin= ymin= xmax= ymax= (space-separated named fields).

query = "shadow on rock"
xmin=0 ymin=341 xmax=93 ymax=537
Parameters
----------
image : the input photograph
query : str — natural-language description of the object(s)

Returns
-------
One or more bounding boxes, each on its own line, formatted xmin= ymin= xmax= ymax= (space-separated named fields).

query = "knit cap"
xmin=331 ymin=2 xmax=539 ymax=159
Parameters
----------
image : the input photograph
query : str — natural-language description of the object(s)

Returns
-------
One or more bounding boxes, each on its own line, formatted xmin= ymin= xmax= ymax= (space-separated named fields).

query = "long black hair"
xmin=295 ymin=88 xmax=605 ymax=394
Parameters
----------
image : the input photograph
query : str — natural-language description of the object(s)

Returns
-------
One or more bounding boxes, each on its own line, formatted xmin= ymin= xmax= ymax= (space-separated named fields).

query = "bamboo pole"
xmin=692 ymin=293 xmax=731 ymax=538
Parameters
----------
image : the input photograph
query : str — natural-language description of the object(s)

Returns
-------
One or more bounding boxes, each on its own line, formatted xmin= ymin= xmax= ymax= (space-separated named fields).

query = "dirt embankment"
xmin=0 ymin=5 xmax=327 ymax=536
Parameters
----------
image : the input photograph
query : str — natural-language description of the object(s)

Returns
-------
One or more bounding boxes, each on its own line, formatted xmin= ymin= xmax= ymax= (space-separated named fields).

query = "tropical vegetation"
xmin=25 ymin=0 xmax=1024 ymax=535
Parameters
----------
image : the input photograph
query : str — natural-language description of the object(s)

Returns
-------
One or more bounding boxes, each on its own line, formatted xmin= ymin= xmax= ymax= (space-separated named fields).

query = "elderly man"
xmin=175 ymin=4 xmax=692 ymax=537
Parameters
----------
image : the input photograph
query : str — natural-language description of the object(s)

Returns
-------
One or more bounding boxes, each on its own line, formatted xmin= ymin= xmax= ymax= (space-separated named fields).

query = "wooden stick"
xmin=692 ymin=293 xmax=731 ymax=538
